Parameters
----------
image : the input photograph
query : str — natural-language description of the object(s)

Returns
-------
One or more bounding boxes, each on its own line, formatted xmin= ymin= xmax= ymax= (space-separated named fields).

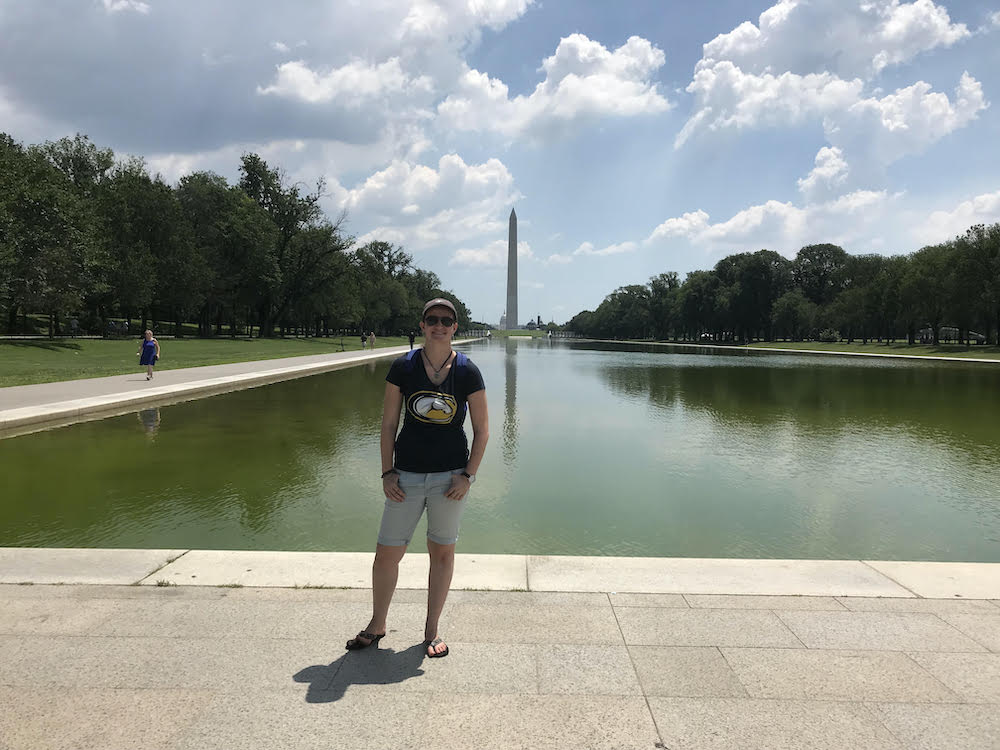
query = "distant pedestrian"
xmin=361 ymin=332 xmax=368 ymax=348
xmin=408 ymin=330 xmax=416 ymax=350
xmin=137 ymin=330 xmax=160 ymax=380
xmin=369 ymin=331 xmax=377 ymax=350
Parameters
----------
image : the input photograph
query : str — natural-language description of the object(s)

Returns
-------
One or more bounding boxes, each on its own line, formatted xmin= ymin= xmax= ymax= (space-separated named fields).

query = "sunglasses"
xmin=423 ymin=315 xmax=455 ymax=327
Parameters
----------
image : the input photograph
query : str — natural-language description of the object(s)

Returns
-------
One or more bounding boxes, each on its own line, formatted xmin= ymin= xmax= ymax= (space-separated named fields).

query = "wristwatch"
xmin=461 ymin=471 xmax=476 ymax=484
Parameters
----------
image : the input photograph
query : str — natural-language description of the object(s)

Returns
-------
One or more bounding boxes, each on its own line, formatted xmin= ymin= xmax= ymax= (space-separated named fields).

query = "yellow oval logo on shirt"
xmin=408 ymin=391 xmax=458 ymax=424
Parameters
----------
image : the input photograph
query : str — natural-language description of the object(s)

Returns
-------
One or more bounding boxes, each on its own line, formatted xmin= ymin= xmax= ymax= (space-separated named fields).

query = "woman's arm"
xmin=464 ymin=389 xmax=489 ymax=476
xmin=381 ymin=382 xmax=405 ymax=502
xmin=154 ymin=339 xmax=160 ymax=357
xmin=447 ymin=389 xmax=489 ymax=500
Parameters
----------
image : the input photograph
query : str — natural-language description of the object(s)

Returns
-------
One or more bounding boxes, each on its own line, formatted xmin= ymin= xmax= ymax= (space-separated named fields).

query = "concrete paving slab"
xmin=536 ymin=644 xmax=642 ymax=695
xmin=615 ymin=607 xmax=804 ymax=648
xmin=837 ymin=596 xmax=1000 ymax=614
xmin=869 ymin=702 xmax=1000 ymax=750
xmin=447 ymin=590 xmax=607 ymax=606
xmin=89 ymin=599 xmax=286 ymax=639
xmin=0 ymin=583 xmax=230 ymax=600
xmin=144 ymin=549 xmax=528 ymax=590
xmin=0 ymin=598 xmax=117 ymax=636
xmin=935 ymin=613 xmax=1000 ymax=652
xmin=607 ymin=592 xmax=689 ymax=607
xmin=0 ymin=685 xmax=212 ymax=750
xmin=444 ymin=602 xmax=622 ymax=644
xmin=426 ymin=695 xmax=661 ymax=750
xmin=270 ymin=601 xmax=427 ymax=641
xmin=647 ymin=697 xmax=904 ymax=749
xmin=229 ymin=585 xmax=427 ymax=603
xmin=720 ymin=647 xmax=960 ymax=702
xmin=174 ymin=689 xmax=434 ymax=750
xmin=685 ymin=594 xmax=847 ymax=610
xmin=776 ymin=611 xmax=989 ymax=652
xmin=528 ymin=555 xmax=915 ymax=596
xmin=907 ymin=652 xmax=1000 ymax=703
xmin=628 ymin=646 xmax=748 ymax=698
xmin=0 ymin=635 xmax=342 ymax=691
xmin=865 ymin=560 xmax=1000 ymax=599
xmin=0 ymin=547 xmax=186 ymax=585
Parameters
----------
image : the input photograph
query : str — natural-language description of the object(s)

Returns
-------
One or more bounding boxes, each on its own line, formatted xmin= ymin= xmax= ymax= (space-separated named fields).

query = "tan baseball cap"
xmin=422 ymin=298 xmax=457 ymax=318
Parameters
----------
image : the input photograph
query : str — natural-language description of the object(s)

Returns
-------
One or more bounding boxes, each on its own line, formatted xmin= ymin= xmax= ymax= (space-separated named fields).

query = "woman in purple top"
xmin=137 ymin=330 xmax=160 ymax=380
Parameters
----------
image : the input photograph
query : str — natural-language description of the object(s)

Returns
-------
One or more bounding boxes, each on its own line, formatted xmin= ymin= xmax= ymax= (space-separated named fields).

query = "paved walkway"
xmin=0 ymin=343 xmax=435 ymax=436
xmin=1 ymin=549 xmax=999 ymax=749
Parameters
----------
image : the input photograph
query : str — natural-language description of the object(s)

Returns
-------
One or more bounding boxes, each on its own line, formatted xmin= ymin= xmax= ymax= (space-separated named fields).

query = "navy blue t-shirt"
xmin=385 ymin=350 xmax=485 ymax=472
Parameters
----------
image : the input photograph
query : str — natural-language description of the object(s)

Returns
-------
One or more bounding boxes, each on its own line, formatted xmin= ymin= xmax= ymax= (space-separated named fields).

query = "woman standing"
xmin=347 ymin=298 xmax=489 ymax=659
xmin=137 ymin=330 xmax=160 ymax=380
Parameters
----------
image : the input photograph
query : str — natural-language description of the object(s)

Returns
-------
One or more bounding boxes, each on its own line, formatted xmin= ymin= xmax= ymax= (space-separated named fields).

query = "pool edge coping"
xmin=1 ymin=548 xmax=998 ymax=600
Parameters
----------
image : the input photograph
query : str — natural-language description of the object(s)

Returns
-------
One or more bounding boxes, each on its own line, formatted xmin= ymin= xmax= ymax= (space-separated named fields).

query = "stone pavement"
xmin=1 ymin=549 xmax=999 ymax=749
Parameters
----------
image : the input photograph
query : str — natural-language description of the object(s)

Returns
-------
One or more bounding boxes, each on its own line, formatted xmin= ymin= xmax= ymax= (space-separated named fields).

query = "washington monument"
xmin=506 ymin=208 xmax=517 ymax=330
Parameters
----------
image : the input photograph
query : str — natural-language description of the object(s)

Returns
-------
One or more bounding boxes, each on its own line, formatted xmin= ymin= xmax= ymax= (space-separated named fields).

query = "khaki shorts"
xmin=377 ymin=469 xmax=468 ymax=546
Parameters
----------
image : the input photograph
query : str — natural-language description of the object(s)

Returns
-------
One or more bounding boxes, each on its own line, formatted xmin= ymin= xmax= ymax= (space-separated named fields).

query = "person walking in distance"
xmin=369 ymin=331 xmax=377 ymax=350
xmin=137 ymin=330 xmax=160 ymax=380
xmin=346 ymin=298 xmax=489 ymax=659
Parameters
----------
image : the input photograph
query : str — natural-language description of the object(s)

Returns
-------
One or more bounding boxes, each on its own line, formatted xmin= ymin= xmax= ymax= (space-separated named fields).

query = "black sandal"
xmin=346 ymin=631 xmax=385 ymax=650
xmin=424 ymin=637 xmax=449 ymax=658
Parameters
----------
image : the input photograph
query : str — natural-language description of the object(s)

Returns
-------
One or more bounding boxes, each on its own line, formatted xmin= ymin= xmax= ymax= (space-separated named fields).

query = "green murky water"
xmin=2 ymin=340 xmax=999 ymax=560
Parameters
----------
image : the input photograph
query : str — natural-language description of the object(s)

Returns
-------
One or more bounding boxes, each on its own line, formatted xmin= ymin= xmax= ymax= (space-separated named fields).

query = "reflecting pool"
xmin=2 ymin=340 xmax=999 ymax=560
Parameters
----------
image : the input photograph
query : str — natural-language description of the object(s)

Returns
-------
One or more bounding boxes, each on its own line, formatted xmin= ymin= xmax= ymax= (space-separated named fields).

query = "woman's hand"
xmin=383 ymin=474 xmax=406 ymax=502
xmin=445 ymin=474 xmax=471 ymax=501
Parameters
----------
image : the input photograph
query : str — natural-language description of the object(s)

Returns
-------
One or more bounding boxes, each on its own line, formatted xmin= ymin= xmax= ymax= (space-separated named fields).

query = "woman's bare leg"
xmin=358 ymin=543 xmax=407 ymax=643
xmin=425 ymin=539 xmax=455 ymax=654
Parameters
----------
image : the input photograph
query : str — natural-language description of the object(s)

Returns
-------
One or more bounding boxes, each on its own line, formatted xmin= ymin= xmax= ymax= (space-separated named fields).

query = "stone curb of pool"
xmin=1 ymin=548 xmax=999 ymax=601
xmin=0 ymin=343 xmax=484 ymax=435
xmin=583 ymin=339 xmax=1000 ymax=364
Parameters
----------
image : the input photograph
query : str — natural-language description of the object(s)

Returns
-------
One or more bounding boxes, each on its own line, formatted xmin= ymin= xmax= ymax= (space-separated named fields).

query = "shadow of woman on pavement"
xmin=294 ymin=642 xmax=427 ymax=702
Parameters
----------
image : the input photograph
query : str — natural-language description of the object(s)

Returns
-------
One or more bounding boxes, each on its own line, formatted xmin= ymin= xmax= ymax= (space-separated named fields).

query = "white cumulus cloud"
xmin=676 ymin=63 xmax=863 ymax=147
xmin=258 ymin=58 xmax=433 ymax=105
xmin=450 ymin=240 xmax=532 ymax=267
xmin=700 ymin=0 xmax=968 ymax=81
xmin=914 ymin=189 xmax=1000 ymax=244
xmin=646 ymin=210 xmax=711 ymax=243
xmin=677 ymin=0 xmax=982 ymax=192
xmin=335 ymin=154 xmax=521 ymax=251
xmin=826 ymin=72 xmax=987 ymax=168
xmin=573 ymin=240 xmax=639 ymax=257
xmin=645 ymin=190 xmax=893 ymax=255
xmin=798 ymin=146 xmax=849 ymax=201
xmin=437 ymin=34 xmax=670 ymax=139
xmin=102 ymin=0 xmax=150 ymax=14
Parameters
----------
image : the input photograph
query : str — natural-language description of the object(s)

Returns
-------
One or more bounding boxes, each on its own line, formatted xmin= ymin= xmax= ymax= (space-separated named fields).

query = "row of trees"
xmin=567 ymin=226 xmax=1000 ymax=346
xmin=0 ymin=133 xmax=470 ymax=338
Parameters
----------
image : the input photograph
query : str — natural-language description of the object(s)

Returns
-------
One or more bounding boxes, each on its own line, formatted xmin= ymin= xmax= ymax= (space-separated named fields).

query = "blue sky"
xmin=2 ymin=0 xmax=999 ymax=324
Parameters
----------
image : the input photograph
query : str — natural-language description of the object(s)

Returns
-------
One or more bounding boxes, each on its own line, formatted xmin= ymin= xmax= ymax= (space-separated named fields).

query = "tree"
xmin=771 ymin=289 xmax=816 ymax=340
xmin=648 ymin=272 xmax=679 ymax=339
xmin=0 ymin=136 xmax=95 ymax=335
xmin=793 ymin=243 xmax=848 ymax=306
xmin=902 ymin=243 xmax=952 ymax=345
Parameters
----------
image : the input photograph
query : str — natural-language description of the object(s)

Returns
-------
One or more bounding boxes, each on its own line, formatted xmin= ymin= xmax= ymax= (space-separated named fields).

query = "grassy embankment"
xmin=0 ymin=336 xmax=416 ymax=388
xmin=744 ymin=340 xmax=1000 ymax=360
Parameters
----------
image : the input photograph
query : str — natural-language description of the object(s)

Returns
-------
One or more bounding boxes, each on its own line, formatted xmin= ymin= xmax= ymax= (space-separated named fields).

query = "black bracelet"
xmin=381 ymin=469 xmax=398 ymax=478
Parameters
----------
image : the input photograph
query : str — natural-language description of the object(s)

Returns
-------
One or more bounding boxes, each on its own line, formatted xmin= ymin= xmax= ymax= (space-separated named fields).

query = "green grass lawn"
xmin=0 ymin=336 xmax=419 ymax=388
xmin=745 ymin=340 xmax=1000 ymax=360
